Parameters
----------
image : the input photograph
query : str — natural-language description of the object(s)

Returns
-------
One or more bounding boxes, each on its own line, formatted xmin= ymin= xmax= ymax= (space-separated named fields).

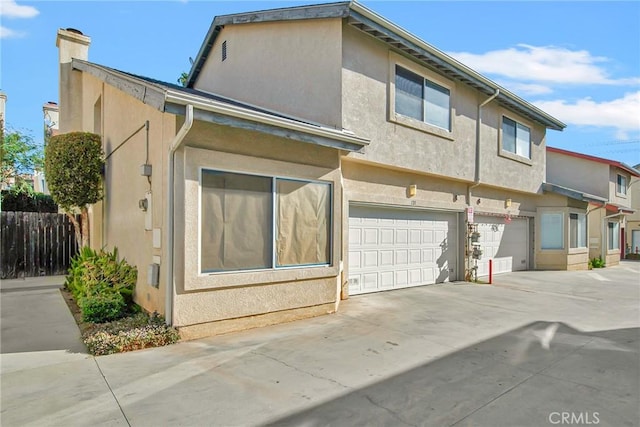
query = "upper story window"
xmin=395 ymin=65 xmax=451 ymax=131
xmin=616 ymin=174 xmax=627 ymax=196
xmin=502 ymin=117 xmax=531 ymax=159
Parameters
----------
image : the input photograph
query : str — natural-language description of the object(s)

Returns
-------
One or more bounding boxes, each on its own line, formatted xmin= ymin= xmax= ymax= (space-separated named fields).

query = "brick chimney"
xmin=56 ymin=28 xmax=90 ymax=133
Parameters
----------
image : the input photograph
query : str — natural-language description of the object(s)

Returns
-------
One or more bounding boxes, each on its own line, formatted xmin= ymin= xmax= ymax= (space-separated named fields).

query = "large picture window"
xmin=395 ymin=65 xmax=451 ymax=131
xmin=569 ymin=213 xmax=586 ymax=249
xmin=502 ymin=117 xmax=531 ymax=159
xmin=608 ymin=222 xmax=620 ymax=250
xmin=201 ymin=170 xmax=331 ymax=273
xmin=541 ymin=212 xmax=563 ymax=250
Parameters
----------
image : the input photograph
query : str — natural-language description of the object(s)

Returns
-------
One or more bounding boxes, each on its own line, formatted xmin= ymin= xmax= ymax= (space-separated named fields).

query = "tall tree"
xmin=44 ymin=132 xmax=104 ymax=247
xmin=0 ymin=128 xmax=43 ymax=188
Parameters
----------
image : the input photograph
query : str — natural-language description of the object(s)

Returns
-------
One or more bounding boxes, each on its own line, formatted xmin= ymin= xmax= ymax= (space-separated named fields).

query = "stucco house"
xmin=543 ymin=147 xmax=638 ymax=268
xmin=56 ymin=2 xmax=566 ymax=339
xmin=622 ymin=163 xmax=640 ymax=257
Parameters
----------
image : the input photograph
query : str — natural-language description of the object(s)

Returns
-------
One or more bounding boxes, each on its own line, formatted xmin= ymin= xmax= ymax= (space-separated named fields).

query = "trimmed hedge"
xmin=0 ymin=190 xmax=58 ymax=212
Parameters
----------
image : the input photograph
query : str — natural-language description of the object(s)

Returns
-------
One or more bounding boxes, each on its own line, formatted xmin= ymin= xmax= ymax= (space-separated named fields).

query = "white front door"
xmin=475 ymin=216 xmax=528 ymax=276
xmin=348 ymin=205 xmax=458 ymax=295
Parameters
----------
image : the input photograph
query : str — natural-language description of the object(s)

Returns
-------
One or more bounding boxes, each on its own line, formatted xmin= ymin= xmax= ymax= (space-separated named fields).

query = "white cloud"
xmin=0 ymin=25 xmax=23 ymax=38
xmin=534 ymin=92 xmax=640 ymax=131
xmin=0 ymin=0 xmax=39 ymax=18
xmin=495 ymin=81 xmax=553 ymax=96
xmin=449 ymin=44 xmax=639 ymax=86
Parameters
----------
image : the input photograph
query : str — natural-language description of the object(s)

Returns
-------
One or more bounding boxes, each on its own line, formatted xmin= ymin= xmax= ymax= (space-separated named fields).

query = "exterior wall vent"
xmin=222 ymin=40 xmax=227 ymax=62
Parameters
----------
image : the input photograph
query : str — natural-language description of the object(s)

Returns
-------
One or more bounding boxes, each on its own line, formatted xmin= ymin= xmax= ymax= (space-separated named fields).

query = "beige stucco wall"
xmin=77 ymin=73 xmax=174 ymax=316
xmin=588 ymin=206 xmax=622 ymax=266
xmin=547 ymin=152 xmax=609 ymax=197
xmin=194 ymin=19 xmax=343 ymax=129
xmin=340 ymin=24 xmax=546 ymax=195
xmin=608 ymin=167 xmax=633 ymax=207
xmin=171 ymin=121 xmax=343 ymax=328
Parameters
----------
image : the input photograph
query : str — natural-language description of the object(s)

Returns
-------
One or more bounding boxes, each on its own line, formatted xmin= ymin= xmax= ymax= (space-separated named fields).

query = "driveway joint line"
xmin=449 ymin=372 xmax=536 ymax=427
xmin=252 ymin=350 xmax=351 ymax=390
xmin=93 ymin=358 xmax=131 ymax=427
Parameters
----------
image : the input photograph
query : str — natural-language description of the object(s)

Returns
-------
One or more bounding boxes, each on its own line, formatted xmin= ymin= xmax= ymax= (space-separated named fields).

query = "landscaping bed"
xmin=63 ymin=247 xmax=179 ymax=356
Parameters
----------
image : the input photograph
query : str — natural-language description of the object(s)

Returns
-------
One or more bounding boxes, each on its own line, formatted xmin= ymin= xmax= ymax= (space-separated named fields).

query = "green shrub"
xmin=65 ymin=247 xmax=137 ymax=308
xmin=0 ymin=189 xmax=58 ymax=212
xmin=79 ymin=292 xmax=126 ymax=323
xmin=83 ymin=313 xmax=180 ymax=356
xmin=590 ymin=256 xmax=606 ymax=269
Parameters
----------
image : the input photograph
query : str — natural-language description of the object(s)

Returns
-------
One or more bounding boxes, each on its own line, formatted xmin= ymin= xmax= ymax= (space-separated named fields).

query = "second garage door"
xmin=475 ymin=215 xmax=529 ymax=276
xmin=348 ymin=205 xmax=458 ymax=295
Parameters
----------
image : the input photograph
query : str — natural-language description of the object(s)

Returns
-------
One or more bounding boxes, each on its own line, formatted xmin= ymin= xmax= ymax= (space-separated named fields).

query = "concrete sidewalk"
xmin=1 ymin=263 xmax=639 ymax=426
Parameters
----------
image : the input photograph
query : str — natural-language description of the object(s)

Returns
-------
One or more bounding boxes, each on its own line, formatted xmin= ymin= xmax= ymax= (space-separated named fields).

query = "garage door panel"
xmin=476 ymin=216 xmax=528 ymax=276
xmin=349 ymin=205 xmax=458 ymax=295
xmin=380 ymin=271 xmax=393 ymax=288
xmin=380 ymin=250 xmax=394 ymax=266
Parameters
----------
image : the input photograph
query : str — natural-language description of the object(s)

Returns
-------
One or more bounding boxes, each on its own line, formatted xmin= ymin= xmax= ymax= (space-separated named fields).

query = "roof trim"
xmin=72 ymin=59 xmax=369 ymax=152
xmin=542 ymin=182 xmax=608 ymax=204
xmin=605 ymin=203 xmax=635 ymax=215
xmin=547 ymin=146 xmax=640 ymax=177
xmin=186 ymin=1 xmax=566 ymax=131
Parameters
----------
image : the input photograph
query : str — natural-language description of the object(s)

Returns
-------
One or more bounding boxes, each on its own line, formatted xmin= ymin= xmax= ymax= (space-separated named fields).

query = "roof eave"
xmin=165 ymin=89 xmax=369 ymax=152
xmin=542 ymin=182 xmax=607 ymax=204
xmin=347 ymin=1 xmax=566 ymax=131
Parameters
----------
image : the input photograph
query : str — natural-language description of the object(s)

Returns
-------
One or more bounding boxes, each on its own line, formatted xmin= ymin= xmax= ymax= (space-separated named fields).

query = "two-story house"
xmin=627 ymin=164 xmax=640 ymax=256
xmin=543 ymin=147 xmax=638 ymax=269
xmin=56 ymin=2 xmax=564 ymax=339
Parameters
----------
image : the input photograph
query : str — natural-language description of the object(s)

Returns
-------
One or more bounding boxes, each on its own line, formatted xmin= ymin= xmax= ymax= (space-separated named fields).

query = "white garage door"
xmin=348 ymin=205 xmax=458 ymax=295
xmin=475 ymin=216 xmax=528 ymax=276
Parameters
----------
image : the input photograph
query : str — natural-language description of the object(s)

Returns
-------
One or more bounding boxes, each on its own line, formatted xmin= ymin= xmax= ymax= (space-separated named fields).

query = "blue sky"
xmin=2 ymin=1 xmax=639 ymax=166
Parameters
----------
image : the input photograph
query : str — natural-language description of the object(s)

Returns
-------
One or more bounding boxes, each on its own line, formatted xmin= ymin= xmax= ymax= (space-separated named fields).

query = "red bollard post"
xmin=489 ymin=259 xmax=493 ymax=284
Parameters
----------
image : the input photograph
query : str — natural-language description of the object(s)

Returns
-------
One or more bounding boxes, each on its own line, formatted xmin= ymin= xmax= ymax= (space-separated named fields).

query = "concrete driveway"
xmin=1 ymin=262 xmax=639 ymax=426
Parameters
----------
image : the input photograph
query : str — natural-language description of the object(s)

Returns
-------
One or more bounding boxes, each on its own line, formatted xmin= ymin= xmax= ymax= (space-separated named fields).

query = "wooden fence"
xmin=1 ymin=212 xmax=80 ymax=279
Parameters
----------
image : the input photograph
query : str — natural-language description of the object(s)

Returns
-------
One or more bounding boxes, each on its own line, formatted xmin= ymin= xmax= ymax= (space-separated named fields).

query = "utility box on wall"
xmin=147 ymin=263 xmax=160 ymax=287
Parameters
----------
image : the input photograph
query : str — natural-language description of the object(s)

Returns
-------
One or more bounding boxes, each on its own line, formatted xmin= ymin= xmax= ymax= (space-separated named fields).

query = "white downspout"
xmin=467 ymin=89 xmax=499 ymax=205
xmin=165 ymin=104 xmax=194 ymax=325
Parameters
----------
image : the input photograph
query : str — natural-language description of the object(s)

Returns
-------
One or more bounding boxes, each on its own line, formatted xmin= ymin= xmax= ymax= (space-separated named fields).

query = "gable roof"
xmin=547 ymin=146 xmax=640 ymax=177
xmin=72 ymin=59 xmax=369 ymax=152
xmin=186 ymin=1 xmax=566 ymax=131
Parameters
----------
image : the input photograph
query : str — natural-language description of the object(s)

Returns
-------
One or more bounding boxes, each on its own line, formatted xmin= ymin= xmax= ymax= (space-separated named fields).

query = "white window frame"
xmin=616 ymin=174 xmax=627 ymax=196
xmin=608 ymin=221 xmax=620 ymax=251
xmin=389 ymin=52 xmax=455 ymax=141
xmin=569 ymin=212 xmax=587 ymax=249
xmin=199 ymin=168 xmax=333 ymax=274
xmin=500 ymin=116 xmax=531 ymax=161
xmin=540 ymin=212 xmax=564 ymax=250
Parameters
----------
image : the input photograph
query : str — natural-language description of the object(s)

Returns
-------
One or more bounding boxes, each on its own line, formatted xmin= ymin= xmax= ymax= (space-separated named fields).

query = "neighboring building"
xmin=56 ymin=2 xmax=566 ymax=339
xmin=545 ymin=147 xmax=638 ymax=268
xmin=0 ymin=91 xmax=6 ymax=133
xmin=33 ymin=101 xmax=59 ymax=194
xmin=626 ymin=164 xmax=640 ymax=256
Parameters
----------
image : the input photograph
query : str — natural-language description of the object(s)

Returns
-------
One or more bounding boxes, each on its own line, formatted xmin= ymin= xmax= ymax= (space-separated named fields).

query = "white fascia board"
xmin=165 ymin=90 xmax=370 ymax=148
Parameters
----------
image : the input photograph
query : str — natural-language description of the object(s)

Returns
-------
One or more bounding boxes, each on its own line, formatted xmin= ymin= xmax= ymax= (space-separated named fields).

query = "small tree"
xmin=44 ymin=132 xmax=104 ymax=247
xmin=1 ymin=128 xmax=43 ymax=189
